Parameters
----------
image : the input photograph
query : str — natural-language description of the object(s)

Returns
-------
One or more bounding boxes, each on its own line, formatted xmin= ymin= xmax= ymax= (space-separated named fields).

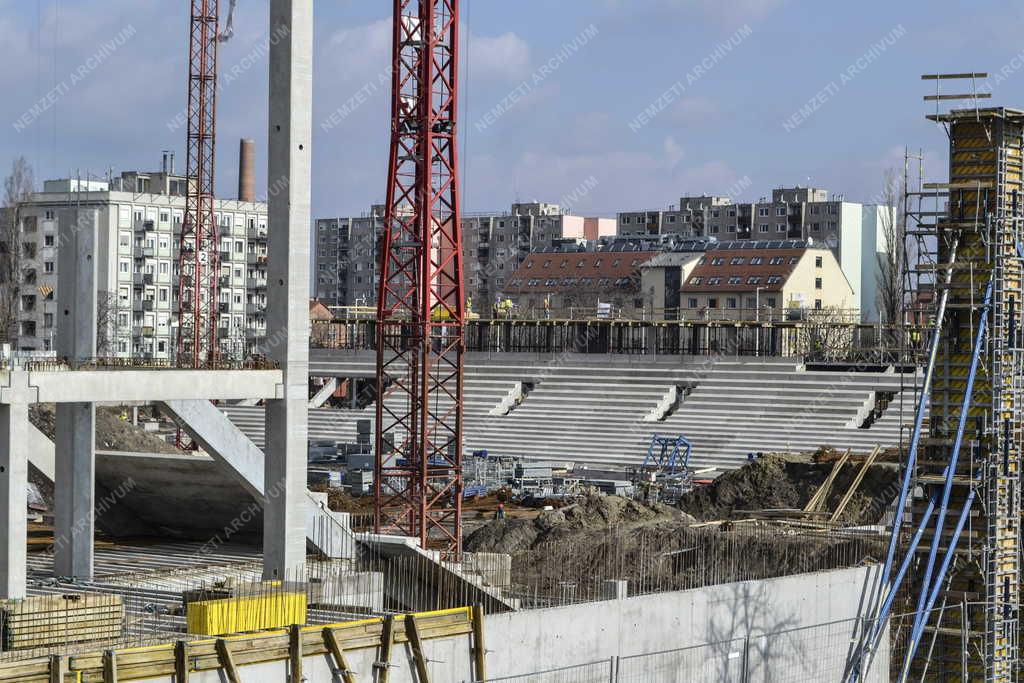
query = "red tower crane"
xmin=177 ymin=0 xmax=221 ymax=368
xmin=375 ymin=0 xmax=465 ymax=555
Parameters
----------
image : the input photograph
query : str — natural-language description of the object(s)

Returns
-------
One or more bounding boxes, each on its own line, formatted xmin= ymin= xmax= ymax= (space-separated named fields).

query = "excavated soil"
xmin=465 ymin=495 xmax=695 ymax=554
xmin=30 ymin=404 xmax=182 ymax=455
xmin=677 ymin=453 xmax=900 ymax=526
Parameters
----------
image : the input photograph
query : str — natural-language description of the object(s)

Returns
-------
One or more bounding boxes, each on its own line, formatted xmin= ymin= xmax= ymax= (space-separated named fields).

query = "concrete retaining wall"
xmin=143 ymin=564 xmax=887 ymax=682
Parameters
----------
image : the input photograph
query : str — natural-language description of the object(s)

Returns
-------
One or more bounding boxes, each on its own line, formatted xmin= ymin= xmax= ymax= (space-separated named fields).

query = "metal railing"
xmin=312 ymin=318 xmax=926 ymax=364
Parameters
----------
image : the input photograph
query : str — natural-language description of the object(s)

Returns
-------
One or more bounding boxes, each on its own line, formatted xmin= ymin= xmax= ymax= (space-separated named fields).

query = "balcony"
xmin=217 ymin=327 xmax=231 ymax=340
xmin=142 ymin=300 xmax=155 ymax=312
xmin=219 ymin=302 xmax=231 ymax=313
xmin=247 ymin=226 xmax=268 ymax=240
xmin=218 ymin=275 xmax=231 ymax=287
xmin=219 ymin=225 xmax=233 ymax=237
xmin=246 ymin=303 xmax=266 ymax=316
xmin=134 ymin=219 xmax=155 ymax=233
xmin=132 ymin=273 xmax=154 ymax=286
xmin=142 ymin=326 xmax=155 ymax=337
xmin=220 ymin=251 xmax=232 ymax=263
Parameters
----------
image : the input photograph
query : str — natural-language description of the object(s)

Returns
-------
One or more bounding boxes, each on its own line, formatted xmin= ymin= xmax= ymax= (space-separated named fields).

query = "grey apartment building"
xmin=619 ymin=187 xmax=890 ymax=321
xmin=13 ymin=169 xmax=269 ymax=359
xmin=315 ymin=203 xmax=615 ymax=313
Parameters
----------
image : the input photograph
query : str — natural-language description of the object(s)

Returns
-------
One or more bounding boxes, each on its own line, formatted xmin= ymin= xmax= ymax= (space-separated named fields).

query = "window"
xmin=687 ymin=297 xmax=698 ymax=308
xmin=815 ymin=256 xmax=823 ymax=268
xmin=766 ymin=275 xmax=782 ymax=285
xmin=747 ymin=276 xmax=761 ymax=285
xmin=767 ymin=297 xmax=776 ymax=307
xmin=594 ymin=259 xmax=603 ymax=268
xmin=160 ymin=212 xmax=169 ymax=224
xmin=777 ymin=223 xmax=786 ymax=232
xmin=827 ymin=221 xmax=837 ymax=231
xmin=827 ymin=205 xmax=838 ymax=215
xmin=708 ymin=297 xmax=718 ymax=309
xmin=711 ymin=257 xmax=725 ymax=266
xmin=612 ymin=259 xmax=621 ymax=267
xmin=759 ymin=223 xmax=769 ymax=233
xmin=712 ymin=210 xmax=720 ymax=218
xmin=159 ymin=288 xmax=168 ymax=302
xmin=598 ymin=278 xmax=611 ymax=286
xmin=668 ymin=215 xmax=677 ymax=223
xmin=525 ymin=260 xmax=534 ymax=269
xmin=789 ymin=257 xmax=799 ymax=265
xmin=776 ymin=207 xmax=786 ymax=216
xmin=634 ymin=298 xmax=644 ymax=309
xmin=810 ymin=205 xmax=821 ymax=215
xmin=726 ymin=297 xmax=737 ymax=308
xmin=758 ymin=207 xmax=769 ymax=217
xmin=769 ymin=256 xmax=784 ymax=265
xmin=750 ymin=257 xmax=763 ymax=265
xmin=811 ymin=223 xmax=820 ymax=231
xmin=689 ymin=277 xmax=703 ymax=286
xmin=815 ymin=277 xmax=822 ymax=289
xmin=577 ymin=260 xmax=585 ymax=268
xmin=622 ymin=216 xmax=631 ymax=224
xmin=730 ymin=257 xmax=745 ymax=265
xmin=709 ymin=225 xmax=719 ymax=234
xmin=815 ymin=299 xmax=823 ymax=309
xmin=559 ymin=259 xmax=568 ymax=268
xmin=542 ymin=260 xmax=551 ymax=268
xmin=727 ymin=224 xmax=736 ymax=233
xmin=728 ymin=209 xmax=736 ymax=217
xmin=728 ymin=275 xmax=742 ymax=285
xmin=707 ymin=276 xmax=721 ymax=285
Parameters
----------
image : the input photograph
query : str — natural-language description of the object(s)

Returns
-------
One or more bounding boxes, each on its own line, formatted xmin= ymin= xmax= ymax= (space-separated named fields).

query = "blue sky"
xmin=3 ymin=0 xmax=1024 ymax=217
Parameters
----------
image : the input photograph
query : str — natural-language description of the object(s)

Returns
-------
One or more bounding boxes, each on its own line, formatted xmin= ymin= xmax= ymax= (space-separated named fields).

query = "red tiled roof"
xmin=685 ymin=247 xmax=807 ymax=293
xmin=506 ymin=251 xmax=657 ymax=293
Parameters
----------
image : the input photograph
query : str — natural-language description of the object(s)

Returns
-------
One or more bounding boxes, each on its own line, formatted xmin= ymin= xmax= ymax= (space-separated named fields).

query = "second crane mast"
xmin=375 ymin=0 xmax=466 ymax=556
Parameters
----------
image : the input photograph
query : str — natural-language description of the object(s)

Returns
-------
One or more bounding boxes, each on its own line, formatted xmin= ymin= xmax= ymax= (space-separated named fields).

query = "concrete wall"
xmin=143 ymin=564 xmax=887 ymax=682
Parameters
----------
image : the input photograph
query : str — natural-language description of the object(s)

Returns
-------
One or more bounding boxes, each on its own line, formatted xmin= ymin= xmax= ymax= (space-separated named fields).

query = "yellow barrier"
xmin=186 ymin=592 xmax=307 ymax=636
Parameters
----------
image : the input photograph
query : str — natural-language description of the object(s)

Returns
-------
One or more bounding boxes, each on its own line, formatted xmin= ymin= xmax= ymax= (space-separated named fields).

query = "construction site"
xmin=0 ymin=1 xmax=1020 ymax=682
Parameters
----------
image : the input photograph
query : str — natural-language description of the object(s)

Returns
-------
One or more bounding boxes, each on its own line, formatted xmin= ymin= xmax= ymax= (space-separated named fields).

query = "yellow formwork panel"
xmin=186 ymin=592 xmax=307 ymax=636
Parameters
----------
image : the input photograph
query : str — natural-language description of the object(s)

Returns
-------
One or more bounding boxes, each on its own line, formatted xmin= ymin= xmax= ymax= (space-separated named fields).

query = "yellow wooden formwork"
xmin=186 ymin=592 xmax=307 ymax=636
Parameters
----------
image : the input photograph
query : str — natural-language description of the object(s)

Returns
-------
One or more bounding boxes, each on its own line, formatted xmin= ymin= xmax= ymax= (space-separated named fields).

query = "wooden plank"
xmin=175 ymin=641 xmax=190 ymax=683
xmin=289 ymin=625 xmax=302 ymax=683
xmin=102 ymin=650 xmax=117 ymax=683
xmin=215 ymin=639 xmax=242 ymax=683
xmin=378 ymin=615 xmax=396 ymax=683
xmin=323 ymin=627 xmax=358 ymax=683
xmin=405 ymin=614 xmax=431 ymax=683
xmin=830 ymin=446 xmax=881 ymax=523
xmin=922 ymin=73 xmax=988 ymax=80
xmin=803 ymin=449 xmax=850 ymax=513
xmin=923 ymin=93 xmax=991 ymax=102
xmin=471 ymin=604 xmax=487 ymax=682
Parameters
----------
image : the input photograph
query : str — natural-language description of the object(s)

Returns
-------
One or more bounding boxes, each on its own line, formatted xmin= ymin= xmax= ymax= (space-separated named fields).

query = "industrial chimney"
xmin=238 ymin=138 xmax=256 ymax=203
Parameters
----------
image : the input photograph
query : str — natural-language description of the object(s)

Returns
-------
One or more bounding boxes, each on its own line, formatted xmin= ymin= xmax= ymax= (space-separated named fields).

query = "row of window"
xmin=511 ymin=276 xmax=632 ymax=288
xmin=524 ymin=257 xmax=643 ymax=270
xmin=686 ymin=296 xmax=778 ymax=309
xmin=690 ymin=275 xmax=783 ymax=287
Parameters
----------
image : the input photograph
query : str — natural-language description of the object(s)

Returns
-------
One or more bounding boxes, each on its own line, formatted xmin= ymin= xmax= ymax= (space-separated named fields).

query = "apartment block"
xmin=314 ymin=202 xmax=615 ymax=313
xmin=618 ymin=187 xmax=891 ymax=321
xmin=14 ymin=168 xmax=269 ymax=360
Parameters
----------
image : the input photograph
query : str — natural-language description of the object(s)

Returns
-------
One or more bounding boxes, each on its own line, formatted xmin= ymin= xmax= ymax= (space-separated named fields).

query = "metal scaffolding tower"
xmin=374 ymin=0 xmax=466 ymax=556
xmin=853 ymin=76 xmax=1022 ymax=681
xmin=178 ymin=0 xmax=221 ymax=368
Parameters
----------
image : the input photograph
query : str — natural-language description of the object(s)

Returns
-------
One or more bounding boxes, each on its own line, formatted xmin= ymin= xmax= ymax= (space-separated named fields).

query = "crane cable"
xmin=218 ymin=0 xmax=238 ymax=43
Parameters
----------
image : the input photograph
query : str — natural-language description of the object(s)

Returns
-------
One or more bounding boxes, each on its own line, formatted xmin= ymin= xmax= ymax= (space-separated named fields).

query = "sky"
xmin=2 ymin=0 xmax=1024 ymax=218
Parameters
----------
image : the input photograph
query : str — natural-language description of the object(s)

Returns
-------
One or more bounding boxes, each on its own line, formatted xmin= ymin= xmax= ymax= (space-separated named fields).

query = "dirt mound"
xmin=30 ymin=405 xmax=181 ymax=455
xmin=677 ymin=453 xmax=899 ymax=525
xmin=465 ymin=494 xmax=695 ymax=554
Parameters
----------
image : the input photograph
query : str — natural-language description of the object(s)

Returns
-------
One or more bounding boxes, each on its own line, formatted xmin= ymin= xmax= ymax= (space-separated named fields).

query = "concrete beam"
xmin=11 ymin=369 xmax=282 ymax=404
xmin=309 ymin=377 xmax=338 ymax=408
xmin=0 ymin=403 xmax=28 ymax=598
xmin=264 ymin=0 xmax=313 ymax=580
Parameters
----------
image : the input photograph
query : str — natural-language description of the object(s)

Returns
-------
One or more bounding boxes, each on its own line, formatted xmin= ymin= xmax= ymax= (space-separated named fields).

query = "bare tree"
xmin=876 ymin=168 xmax=907 ymax=344
xmin=96 ymin=290 xmax=120 ymax=357
xmin=1 ymin=157 xmax=35 ymax=344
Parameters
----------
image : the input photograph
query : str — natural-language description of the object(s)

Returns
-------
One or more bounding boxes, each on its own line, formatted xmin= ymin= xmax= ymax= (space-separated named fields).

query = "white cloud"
xmin=468 ymin=32 xmax=531 ymax=82
xmin=669 ymin=96 xmax=721 ymax=125
xmin=663 ymin=136 xmax=685 ymax=168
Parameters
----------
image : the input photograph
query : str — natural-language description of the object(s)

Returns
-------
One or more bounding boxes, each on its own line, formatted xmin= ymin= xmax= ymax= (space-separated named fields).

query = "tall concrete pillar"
xmin=264 ymin=0 xmax=312 ymax=579
xmin=54 ymin=208 xmax=98 ymax=579
xmin=0 ymin=394 xmax=29 ymax=598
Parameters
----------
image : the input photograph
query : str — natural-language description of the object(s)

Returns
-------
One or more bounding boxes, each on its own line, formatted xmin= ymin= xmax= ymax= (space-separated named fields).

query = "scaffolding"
xmin=855 ymin=76 xmax=1023 ymax=682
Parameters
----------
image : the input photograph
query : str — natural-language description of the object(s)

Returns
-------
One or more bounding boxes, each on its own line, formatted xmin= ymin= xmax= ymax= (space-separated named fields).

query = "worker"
xmin=543 ymin=295 xmax=551 ymax=319
xmin=495 ymin=503 xmax=506 ymax=520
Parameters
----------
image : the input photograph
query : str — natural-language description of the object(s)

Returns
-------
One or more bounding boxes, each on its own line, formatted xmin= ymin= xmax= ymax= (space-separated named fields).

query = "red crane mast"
xmin=375 ymin=0 xmax=465 ymax=555
xmin=178 ymin=0 xmax=221 ymax=368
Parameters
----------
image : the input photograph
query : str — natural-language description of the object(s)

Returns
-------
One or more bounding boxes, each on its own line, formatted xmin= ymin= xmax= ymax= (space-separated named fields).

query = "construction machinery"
xmin=632 ymin=433 xmax=693 ymax=504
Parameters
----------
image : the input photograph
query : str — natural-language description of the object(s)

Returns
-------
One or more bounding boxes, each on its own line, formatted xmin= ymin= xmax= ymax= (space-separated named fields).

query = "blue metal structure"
xmin=641 ymin=434 xmax=692 ymax=477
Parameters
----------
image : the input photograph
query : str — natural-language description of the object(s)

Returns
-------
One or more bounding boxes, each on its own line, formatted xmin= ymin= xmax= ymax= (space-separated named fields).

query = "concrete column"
xmin=54 ymin=208 xmax=98 ymax=579
xmin=264 ymin=0 xmax=312 ymax=579
xmin=0 ymin=401 xmax=29 ymax=598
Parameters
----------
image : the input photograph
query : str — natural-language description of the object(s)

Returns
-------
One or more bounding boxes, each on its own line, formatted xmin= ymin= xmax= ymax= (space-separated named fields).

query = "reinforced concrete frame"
xmin=0 ymin=0 xmax=312 ymax=600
